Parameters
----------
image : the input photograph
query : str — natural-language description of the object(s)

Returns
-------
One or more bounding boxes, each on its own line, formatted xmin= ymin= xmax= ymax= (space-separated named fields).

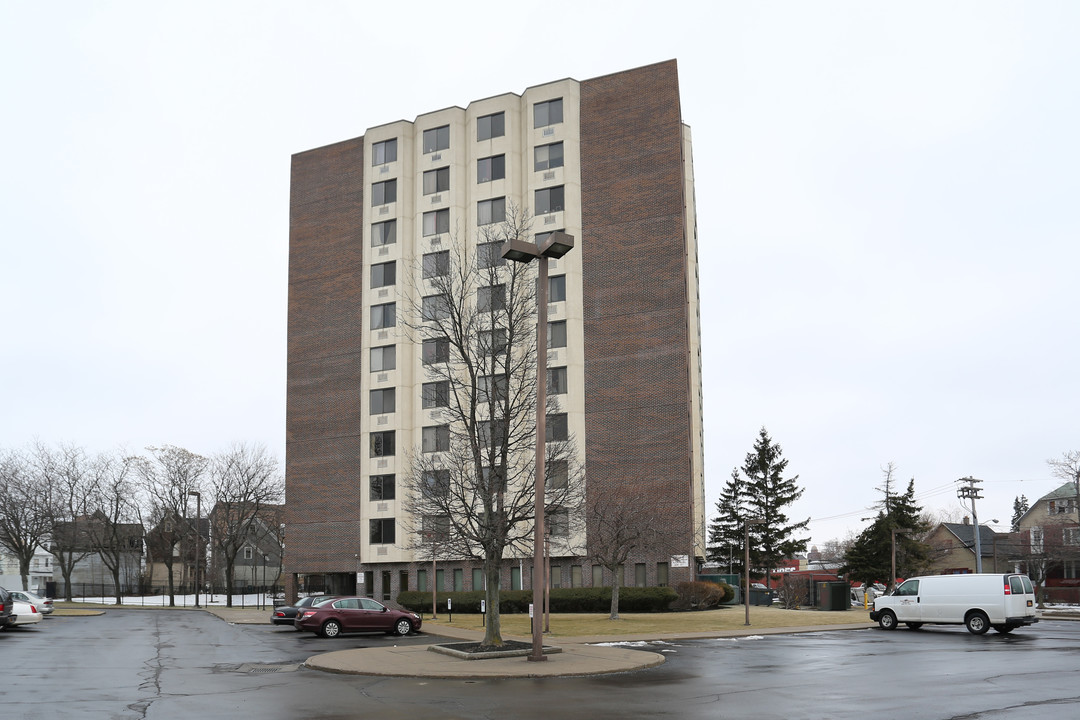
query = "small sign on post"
xmin=447 ymin=597 xmax=452 ymax=623
xmin=481 ymin=599 xmax=486 ymax=627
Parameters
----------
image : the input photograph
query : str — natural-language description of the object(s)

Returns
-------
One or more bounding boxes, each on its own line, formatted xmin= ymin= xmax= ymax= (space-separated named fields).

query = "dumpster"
xmin=749 ymin=589 xmax=773 ymax=606
xmin=817 ymin=581 xmax=850 ymax=611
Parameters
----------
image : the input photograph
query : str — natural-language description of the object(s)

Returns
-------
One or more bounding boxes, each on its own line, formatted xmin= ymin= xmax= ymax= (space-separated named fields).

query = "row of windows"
xmin=369 ymin=414 xmax=568 ymax=457
xmin=367 ymin=460 xmax=569 ymax=502
xmin=370 ymin=275 xmax=565 ymax=329
xmin=372 ymin=185 xmax=563 ymax=234
xmin=369 ymin=366 xmax=566 ymax=416
xmin=372 ymin=102 xmax=564 ymax=168
xmin=378 ymin=144 xmax=560 ymax=192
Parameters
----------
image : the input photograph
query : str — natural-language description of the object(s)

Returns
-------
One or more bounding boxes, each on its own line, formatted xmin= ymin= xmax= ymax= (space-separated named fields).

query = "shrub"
xmin=670 ymin=581 xmax=731 ymax=610
xmin=396 ymin=586 xmax=679 ymax=614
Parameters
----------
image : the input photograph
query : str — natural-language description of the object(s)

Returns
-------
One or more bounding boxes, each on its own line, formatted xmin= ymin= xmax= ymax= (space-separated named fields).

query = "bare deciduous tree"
xmin=83 ymin=451 xmax=143 ymax=605
xmin=36 ymin=443 xmax=96 ymax=601
xmin=399 ymin=207 xmax=583 ymax=647
xmin=0 ymin=447 xmax=52 ymax=590
xmin=135 ymin=445 xmax=208 ymax=606
xmin=587 ymin=496 xmax=660 ymax=619
xmin=206 ymin=443 xmax=283 ymax=607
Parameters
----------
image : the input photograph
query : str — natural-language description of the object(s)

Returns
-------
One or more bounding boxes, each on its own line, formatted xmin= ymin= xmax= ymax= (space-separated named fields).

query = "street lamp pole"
xmin=744 ymin=518 xmax=765 ymax=626
xmin=501 ymin=231 xmax=575 ymax=663
xmin=188 ymin=491 xmax=201 ymax=608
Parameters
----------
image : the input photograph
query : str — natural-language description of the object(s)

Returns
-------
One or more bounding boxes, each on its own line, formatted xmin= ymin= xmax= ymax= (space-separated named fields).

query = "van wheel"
xmin=992 ymin=625 xmax=1014 ymax=634
xmin=965 ymin=611 xmax=990 ymax=635
xmin=878 ymin=610 xmax=898 ymax=631
xmin=906 ymin=622 xmax=923 ymax=630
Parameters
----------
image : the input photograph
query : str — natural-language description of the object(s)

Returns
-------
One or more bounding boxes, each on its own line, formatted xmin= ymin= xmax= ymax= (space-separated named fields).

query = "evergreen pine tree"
xmin=706 ymin=468 xmax=748 ymax=575
xmin=1011 ymin=495 xmax=1029 ymax=533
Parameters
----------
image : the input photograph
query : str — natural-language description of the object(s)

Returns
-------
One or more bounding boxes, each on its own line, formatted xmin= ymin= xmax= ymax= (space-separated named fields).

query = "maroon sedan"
xmin=294 ymin=596 xmax=422 ymax=638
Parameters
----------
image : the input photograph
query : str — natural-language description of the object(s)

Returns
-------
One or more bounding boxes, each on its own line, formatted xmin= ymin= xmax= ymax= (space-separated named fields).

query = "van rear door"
xmin=1004 ymin=575 xmax=1035 ymax=620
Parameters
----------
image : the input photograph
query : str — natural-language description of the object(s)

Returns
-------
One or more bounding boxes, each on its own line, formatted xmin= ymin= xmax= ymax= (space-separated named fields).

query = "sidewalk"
xmin=202 ymin=606 xmax=875 ymax=678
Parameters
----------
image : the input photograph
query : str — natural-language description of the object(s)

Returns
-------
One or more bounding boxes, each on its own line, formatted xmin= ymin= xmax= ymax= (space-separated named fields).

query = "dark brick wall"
xmin=286 ymin=136 xmax=366 ymax=575
xmin=580 ymin=60 xmax=698 ymax=582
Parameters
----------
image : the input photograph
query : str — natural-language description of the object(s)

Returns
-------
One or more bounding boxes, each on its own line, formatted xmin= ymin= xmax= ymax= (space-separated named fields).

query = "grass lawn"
xmin=422 ymin=605 xmax=873 ymax=638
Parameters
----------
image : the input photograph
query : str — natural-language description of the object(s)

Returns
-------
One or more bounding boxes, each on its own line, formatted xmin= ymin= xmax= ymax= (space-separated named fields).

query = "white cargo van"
xmin=870 ymin=573 xmax=1038 ymax=635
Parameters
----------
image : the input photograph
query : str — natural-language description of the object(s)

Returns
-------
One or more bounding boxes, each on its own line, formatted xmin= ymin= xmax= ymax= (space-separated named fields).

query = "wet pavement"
xmin=5 ymin=607 xmax=1080 ymax=719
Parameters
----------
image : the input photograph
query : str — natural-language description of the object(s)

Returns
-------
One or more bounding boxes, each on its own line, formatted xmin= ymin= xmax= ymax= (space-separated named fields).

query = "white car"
xmin=10 ymin=590 xmax=53 ymax=615
xmin=11 ymin=601 xmax=42 ymax=627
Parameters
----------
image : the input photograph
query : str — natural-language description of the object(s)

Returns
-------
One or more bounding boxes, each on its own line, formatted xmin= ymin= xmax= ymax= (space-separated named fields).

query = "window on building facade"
xmin=1066 ymin=561 xmax=1080 ymax=579
xmin=534 ymin=185 xmax=564 ymax=214
xmin=477 ymin=154 xmax=505 ymax=183
xmin=370 ymin=518 xmax=395 ymax=544
xmin=423 ymin=125 xmax=450 ymax=153
xmin=1049 ymin=499 xmax=1077 ymax=514
xmin=370 ymin=431 xmax=395 ymax=457
xmin=476 ymin=241 xmax=505 ymax=269
xmin=549 ymin=508 xmax=569 ymax=537
xmin=477 ymin=284 xmax=505 ymax=312
xmin=369 ymin=387 xmax=395 ymax=414
xmin=472 ymin=568 xmax=483 ymax=590
xmin=547 ymin=366 xmax=567 ymax=395
xmin=548 ymin=319 xmax=566 ymax=347
xmin=479 ymin=328 xmax=506 ymax=356
xmin=423 ymin=208 xmax=450 ymax=236
xmin=422 ymin=469 xmax=451 ymax=497
xmin=370 ymin=474 xmax=395 ymax=501
xmin=370 ymin=344 xmax=396 ymax=372
xmin=423 ymin=166 xmax=450 ymax=195
xmin=372 ymin=219 xmax=396 ymax=247
xmin=478 ymin=374 xmax=508 ymax=405
xmin=422 ymin=514 xmax=450 ymax=542
xmin=549 ymin=275 xmax=566 ymax=302
xmin=546 ymin=459 xmax=568 ymax=491
xmin=422 ymin=251 xmax=450 ymax=279
xmin=422 ymin=380 xmax=449 ymax=409
xmin=371 ymin=302 xmax=396 ymax=329
xmin=417 ymin=568 xmax=428 ymax=592
xmin=657 ymin=561 xmax=669 ymax=587
xmin=371 ymin=179 xmax=397 ymax=206
xmin=534 ymin=142 xmax=563 ymax=171
xmin=592 ymin=565 xmax=603 ymax=587
xmin=546 ymin=413 xmax=568 ymax=442
xmin=371 ymin=261 xmax=396 ymax=288
xmin=422 ymin=425 xmax=450 ymax=453
xmin=477 ymin=197 xmax=506 ymax=226
xmin=1030 ymin=527 xmax=1043 ymax=553
xmin=1066 ymin=527 xmax=1080 ymax=546
xmin=478 ymin=418 xmax=508 ymax=448
xmin=481 ymin=466 xmax=507 ymax=492
xmin=635 ymin=563 xmax=647 ymax=587
xmin=422 ymin=294 xmax=450 ymax=322
xmin=372 ymin=139 xmax=397 ymax=165
xmin=243 ymin=547 xmax=253 ymax=560
xmin=422 ymin=337 xmax=450 ymax=364
xmin=477 ymin=112 xmax=505 ymax=141
xmin=533 ymin=98 xmax=563 ymax=128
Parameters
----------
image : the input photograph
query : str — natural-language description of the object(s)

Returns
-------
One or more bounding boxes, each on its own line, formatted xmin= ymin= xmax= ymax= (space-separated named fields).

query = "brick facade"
xmin=284 ymin=61 xmax=704 ymax=599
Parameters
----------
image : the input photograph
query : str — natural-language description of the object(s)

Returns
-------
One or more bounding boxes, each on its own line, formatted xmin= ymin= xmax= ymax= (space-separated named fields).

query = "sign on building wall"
xmin=671 ymin=555 xmax=689 ymax=568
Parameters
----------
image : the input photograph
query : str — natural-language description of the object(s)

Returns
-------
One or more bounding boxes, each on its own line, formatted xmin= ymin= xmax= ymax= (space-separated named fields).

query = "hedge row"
xmin=397 ymin=586 xmax=679 ymax=614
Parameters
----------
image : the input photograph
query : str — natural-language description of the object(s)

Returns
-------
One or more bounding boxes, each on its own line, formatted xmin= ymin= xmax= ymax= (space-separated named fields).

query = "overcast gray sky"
xmin=3 ymin=1 xmax=1077 ymax=549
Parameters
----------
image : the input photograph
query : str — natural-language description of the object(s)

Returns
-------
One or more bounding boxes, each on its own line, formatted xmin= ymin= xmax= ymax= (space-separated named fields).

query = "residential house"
xmin=1016 ymin=481 xmax=1080 ymax=602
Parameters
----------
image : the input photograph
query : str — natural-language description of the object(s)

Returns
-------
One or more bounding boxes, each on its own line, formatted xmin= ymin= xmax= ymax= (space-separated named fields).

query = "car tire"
xmin=878 ymin=610 xmax=898 ymax=631
xmin=906 ymin=622 xmax=923 ymax=630
xmin=992 ymin=624 xmax=1014 ymax=634
xmin=965 ymin=611 xmax=990 ymax=635
xmin=321 ymin=619 xmax=342 ymax=638
xmin=395 ymin=618 xmax=413 ymax=636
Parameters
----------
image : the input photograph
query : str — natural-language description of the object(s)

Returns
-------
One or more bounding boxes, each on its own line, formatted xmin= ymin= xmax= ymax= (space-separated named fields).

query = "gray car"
xmin=10 ymin=590 xmax=53 ymax=615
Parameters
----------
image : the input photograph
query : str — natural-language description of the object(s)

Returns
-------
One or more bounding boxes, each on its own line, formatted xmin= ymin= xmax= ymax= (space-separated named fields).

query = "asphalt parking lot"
xmin=5 ymin=609 xmax=1080 ymax=719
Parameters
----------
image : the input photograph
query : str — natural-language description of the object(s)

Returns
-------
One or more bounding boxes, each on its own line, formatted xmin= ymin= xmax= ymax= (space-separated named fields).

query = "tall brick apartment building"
xmin=286 ymin=60 xmax=705 ymax=601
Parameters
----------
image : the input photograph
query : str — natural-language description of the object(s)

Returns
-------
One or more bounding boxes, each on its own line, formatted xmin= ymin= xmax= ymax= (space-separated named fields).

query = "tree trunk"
xmin=482 ymin=556 xmax=503 ymax=647
xmin=112 ymin=564 xmax=123 ymax=605
xmin=609 ymin=570 xmax=621 ymax=620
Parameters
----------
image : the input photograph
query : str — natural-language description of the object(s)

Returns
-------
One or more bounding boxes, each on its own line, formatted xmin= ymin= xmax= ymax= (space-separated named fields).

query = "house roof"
xmin=940 ymin=523 xmax=999 ymax=558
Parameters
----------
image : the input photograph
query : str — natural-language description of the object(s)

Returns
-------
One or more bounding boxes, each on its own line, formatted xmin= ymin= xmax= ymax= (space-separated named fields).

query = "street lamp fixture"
xmin=188 ymin=491 xmax=202 ymax=608
xmin=500 ymin=230 xmax=575 ymax=662
xmin=744 ymin=518 xmax=766 ymax=626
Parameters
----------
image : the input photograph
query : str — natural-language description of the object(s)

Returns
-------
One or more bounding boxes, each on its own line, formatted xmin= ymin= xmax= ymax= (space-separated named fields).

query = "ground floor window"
xmin=592 ymin=565 xmax=603 ymax=587
xmin=571 ymin=565 xmax=582 ymax=587
xmin=453 ymin=568 xmax=464 ymax=592
xmin=657 ymin=562 xmax=669 ymax=587
xmin=417 ymin=568 xmax=427 ymax=592
xmin=472 ymin=568 xmax=484 ymax=590
xmin=635 ymin=563 xmax=647 ymax=587
xmin=511 ymin=566 xmax=521 ymax=590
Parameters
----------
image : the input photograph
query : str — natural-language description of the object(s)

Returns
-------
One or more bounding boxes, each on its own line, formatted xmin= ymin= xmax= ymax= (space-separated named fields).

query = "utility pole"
xmin=958 ymin=477 xmax=985 ymax=573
